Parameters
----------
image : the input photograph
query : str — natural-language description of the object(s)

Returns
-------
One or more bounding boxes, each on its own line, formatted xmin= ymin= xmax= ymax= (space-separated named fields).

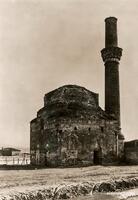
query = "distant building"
xmin=1 ymin=148 xmax=21 ymax=156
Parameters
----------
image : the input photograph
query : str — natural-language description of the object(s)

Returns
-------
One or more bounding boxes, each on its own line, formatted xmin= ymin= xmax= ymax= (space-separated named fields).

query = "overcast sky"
xmin=0 ymin=0 xmax=138 ymax=148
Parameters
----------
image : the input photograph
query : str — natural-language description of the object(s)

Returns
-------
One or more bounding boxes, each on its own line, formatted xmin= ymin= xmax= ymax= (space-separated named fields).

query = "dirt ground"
xmin=0 ymin=165 xmax=138 ymax=189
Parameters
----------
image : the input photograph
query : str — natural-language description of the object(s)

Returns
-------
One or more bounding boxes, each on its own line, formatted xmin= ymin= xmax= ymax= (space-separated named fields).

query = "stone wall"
xmin=30 ymin=116 xmax=120 ymax=166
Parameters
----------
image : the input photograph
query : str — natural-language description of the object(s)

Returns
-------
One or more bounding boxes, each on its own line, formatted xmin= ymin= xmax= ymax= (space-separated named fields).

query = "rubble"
xmin=0 ymin=178 xmax=138 ymax=200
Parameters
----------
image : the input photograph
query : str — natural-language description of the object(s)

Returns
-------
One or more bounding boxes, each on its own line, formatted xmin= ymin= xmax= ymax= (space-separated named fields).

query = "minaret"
xmin=101 ymin=17 xmax=122 ymax=127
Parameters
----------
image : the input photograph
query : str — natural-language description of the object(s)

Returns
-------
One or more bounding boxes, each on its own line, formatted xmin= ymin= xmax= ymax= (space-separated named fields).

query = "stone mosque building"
xmin=30 ymin=17 xmax=125 ymax=167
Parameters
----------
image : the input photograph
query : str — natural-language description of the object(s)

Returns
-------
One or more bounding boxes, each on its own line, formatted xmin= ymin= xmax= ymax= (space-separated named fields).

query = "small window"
xmin=74 ymin=127 xmax=77 ymax=131
xmin=136 ymin=141 xmax=138 ymax=147
xmin=101 ymin=127 xmax=104 ymax=132
xmin=59 ymin=130 xmax=62 ymax=134
xmin=88 ymin=127 xmax=91 ymax=132
xmin=40 ymin=119 xmax=44 ymax=129
xmin=115 ymin=132 xmax=117 ymax=137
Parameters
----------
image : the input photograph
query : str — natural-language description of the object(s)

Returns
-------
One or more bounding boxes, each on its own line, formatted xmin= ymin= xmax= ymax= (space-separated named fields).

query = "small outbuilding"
xmin=124 ymin=140 xmax=138 ymax=164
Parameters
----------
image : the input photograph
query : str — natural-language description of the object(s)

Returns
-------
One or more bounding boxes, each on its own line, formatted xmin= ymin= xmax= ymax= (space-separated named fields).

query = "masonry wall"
xmin=30 ymin=116 xmax=120 ymax=166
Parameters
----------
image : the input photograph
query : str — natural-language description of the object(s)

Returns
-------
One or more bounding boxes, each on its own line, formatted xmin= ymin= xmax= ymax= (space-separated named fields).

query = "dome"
xmin=40 ymin=85 xmax=99 ymax=120
xmin=44 ymin=85 xmax=99 ymax=108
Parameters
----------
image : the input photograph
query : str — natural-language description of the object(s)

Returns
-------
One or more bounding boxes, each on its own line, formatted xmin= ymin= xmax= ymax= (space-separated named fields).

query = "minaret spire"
xmin=101 ymin=17 xmax=122 ymax=127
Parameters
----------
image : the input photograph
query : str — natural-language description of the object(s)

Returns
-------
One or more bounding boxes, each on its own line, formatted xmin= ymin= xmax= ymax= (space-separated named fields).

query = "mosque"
xmin=30 ymin=17 xmax=125 ymax=167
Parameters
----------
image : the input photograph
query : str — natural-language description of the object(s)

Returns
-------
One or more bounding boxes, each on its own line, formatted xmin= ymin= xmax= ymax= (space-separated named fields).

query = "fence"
xmin=0 ymin=155 xmax=30 ymax=165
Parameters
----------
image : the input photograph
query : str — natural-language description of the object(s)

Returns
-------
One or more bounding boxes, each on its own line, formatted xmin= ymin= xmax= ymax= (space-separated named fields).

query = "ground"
xmin=0 ymin=166 xmax=138 ymax=189
xmin=0 ymin=166 xmax=138 ymax=199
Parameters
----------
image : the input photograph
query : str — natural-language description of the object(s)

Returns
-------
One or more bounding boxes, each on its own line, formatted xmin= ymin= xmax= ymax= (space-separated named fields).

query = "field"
xmin=0 ymin=165 xmax=138 ymax=199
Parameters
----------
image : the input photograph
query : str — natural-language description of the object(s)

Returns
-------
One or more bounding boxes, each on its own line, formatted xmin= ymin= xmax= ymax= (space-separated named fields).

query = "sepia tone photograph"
xmin=0 ymin=0 xmax=138 ymax=199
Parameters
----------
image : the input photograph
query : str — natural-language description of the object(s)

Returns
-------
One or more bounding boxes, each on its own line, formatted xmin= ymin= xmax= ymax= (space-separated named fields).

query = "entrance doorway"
xmin=93 ymin=149 xmax=102 ymax=165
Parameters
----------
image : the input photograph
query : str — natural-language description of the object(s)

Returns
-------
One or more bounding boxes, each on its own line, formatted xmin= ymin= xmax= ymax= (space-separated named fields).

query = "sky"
xmin=0 ymin=0 xmax=138 ymax=148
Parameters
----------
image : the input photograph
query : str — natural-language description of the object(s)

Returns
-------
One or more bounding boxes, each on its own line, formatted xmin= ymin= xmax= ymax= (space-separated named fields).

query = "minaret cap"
xmin=105 ymin=17 xmax=117 ymax=23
